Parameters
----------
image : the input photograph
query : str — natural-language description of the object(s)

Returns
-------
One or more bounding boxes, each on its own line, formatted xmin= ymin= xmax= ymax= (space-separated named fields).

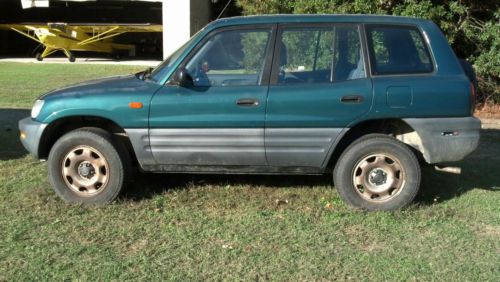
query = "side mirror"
xmin=174 ymin=68 xmax=193 ymax=88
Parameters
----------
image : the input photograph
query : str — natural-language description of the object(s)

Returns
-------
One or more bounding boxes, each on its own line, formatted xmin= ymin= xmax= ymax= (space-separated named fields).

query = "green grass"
xmin=0 ymin=62 xmax=499 ymax=280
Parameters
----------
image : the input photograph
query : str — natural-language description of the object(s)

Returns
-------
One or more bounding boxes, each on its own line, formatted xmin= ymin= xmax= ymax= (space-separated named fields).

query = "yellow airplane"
xmin=0 ymin=23 xmax=162 ymax=62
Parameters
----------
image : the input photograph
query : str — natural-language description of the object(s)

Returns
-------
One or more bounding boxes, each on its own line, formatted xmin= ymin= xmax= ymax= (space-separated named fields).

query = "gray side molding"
xmin=148 ymin=128 xmax=266 ymax=166
xmin=402 ymin=117 xmax=481 ymax=164
xmin=124 ymin=128 xmax=156 ymax=167
xmin=19 ymin=117 xmax=48 ymax=159
xmin=265 ymin=128 xmax=344 ymax=167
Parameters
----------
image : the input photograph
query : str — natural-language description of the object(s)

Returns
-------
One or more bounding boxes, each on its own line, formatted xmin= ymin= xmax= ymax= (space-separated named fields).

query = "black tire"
xmin=68 ymin=53 xmax=76 ymax=62
xmin=47 ymin=128 xmax=130 ymax=204
xmin=36 ymin=52 xmax=43 ymax=61
xmin=333 ymin=134 xmax=421 ymax=211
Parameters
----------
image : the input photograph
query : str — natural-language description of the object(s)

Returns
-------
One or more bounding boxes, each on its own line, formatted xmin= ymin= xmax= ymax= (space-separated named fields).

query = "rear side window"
xmin=366 ymin=25 xmax=433 ymax=75
xmin=277 ymin=25 xmax=365 ymax=84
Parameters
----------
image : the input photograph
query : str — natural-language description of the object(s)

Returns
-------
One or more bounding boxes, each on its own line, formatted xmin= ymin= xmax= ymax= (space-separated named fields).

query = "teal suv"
xmin=19 ymin=15 xmax=480 ymax=210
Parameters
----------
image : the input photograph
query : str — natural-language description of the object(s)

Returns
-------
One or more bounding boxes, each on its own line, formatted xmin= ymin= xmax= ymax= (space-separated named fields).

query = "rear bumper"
xmin=18 ymin=117 xmax=47 ymax=159
xmin=403 ymin=117 xmax=481 ymax=164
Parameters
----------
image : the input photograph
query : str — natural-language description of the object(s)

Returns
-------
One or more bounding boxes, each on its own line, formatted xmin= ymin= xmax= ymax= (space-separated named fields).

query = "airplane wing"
xmin=66 ymin=23 xmax=162 ymax=33
xmin=0 ymin=23 xmax=162 ymax=32
xmin=0 ymin=23 xmax=48 ymax=30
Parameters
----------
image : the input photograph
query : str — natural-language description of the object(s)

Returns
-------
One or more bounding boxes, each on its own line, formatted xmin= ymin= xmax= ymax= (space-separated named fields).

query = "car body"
xmin=19 ymin=14 xmax=481 ymax=210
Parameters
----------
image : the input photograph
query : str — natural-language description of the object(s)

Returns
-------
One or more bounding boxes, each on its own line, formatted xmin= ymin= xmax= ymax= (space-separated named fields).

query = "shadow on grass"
xmin=0 ymin=108 xmax=30 ymax=160
xmin=416 ymin=128 xmax=500 ymax=204
xmin=123 ymin=173 xmax=333 ymax=201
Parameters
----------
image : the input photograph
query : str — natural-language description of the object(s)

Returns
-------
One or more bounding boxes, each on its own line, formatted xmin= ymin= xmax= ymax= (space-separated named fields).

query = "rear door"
xmin=365 ymin=25 xmax=451 ymax=118
xmin=265 ymin=24 xmax=373 ymax=167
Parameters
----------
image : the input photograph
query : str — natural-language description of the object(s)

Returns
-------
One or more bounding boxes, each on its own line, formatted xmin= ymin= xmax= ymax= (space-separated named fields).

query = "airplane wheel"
xmin=68 ymin=54 xmax=76 ymax=62
xmin=36 ymin=53 xmax=43 ymax=61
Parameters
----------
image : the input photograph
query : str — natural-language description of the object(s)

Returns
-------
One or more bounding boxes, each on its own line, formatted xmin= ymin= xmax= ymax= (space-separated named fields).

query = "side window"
xmin=185 ymin=28 xmax=271 ymax=87
xmin=366 ymin=25 xmax=433 ymax=75
xmin=279 ymin=27 xmax=334 ymax=84
xmin=278 ymin=25 xmax=365 ymax=84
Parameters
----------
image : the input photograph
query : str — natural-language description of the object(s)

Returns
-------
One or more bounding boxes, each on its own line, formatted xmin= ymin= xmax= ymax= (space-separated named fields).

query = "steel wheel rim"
xmin=351 ymin=153 xmax=405 ymax=202
xmin=61 ymin=145 xmax=110 ymax=197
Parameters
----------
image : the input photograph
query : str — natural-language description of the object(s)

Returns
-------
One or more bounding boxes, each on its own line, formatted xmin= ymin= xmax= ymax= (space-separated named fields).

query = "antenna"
xmin=216 ymin=0 xmax=233 ymax=20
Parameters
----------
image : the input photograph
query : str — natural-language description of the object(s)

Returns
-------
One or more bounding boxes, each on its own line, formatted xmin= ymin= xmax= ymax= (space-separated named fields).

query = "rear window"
xmin=366 ymin=25 xmax=433 ymax=75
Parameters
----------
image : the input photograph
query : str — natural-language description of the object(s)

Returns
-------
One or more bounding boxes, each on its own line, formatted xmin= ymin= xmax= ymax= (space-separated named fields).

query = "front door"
xmin=265 ymin=24 xmax=373 ymax=168
xmin=149 ymin=26 xmax=275 ymax=166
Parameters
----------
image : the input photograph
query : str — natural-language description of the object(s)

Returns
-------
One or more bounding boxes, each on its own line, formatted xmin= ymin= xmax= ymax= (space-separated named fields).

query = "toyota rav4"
xmin=19 ymin=15 xmax=481 ymax=210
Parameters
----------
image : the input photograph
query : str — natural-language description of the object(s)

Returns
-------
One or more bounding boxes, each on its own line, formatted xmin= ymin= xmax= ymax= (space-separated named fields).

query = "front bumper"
xmin=403 ymin=117 xmax=481 ymax=164
xmin=18 ymin=117 xmax=47 ymax=159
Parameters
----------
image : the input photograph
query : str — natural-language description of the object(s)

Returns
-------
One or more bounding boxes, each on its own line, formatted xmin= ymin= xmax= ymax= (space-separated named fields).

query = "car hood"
xmin=40 ymin=74 xmax=154 ymax=100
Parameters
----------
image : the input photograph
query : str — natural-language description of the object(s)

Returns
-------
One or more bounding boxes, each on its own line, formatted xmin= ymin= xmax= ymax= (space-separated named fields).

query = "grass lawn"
xmin=0 ymin=62 xmax=499 ymax=280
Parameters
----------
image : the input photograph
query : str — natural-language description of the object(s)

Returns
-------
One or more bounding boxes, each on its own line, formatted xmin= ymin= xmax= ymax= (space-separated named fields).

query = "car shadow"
xmin=124 ymin=128 xmax=500 ymax=204
xmin=122 ymin=172 xmax=333 ymax=201
xmin=0 ymin=108 xmax=30 ymax=161
xmin=416 ymin=128 xmax=500 ymax=204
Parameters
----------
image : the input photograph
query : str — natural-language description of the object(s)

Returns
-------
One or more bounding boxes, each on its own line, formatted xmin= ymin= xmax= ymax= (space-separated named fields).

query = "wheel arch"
xmin=326 ymin=118 xmax=426 ymax=170
xmin=38 ymin=115 xmax=138 ymax=164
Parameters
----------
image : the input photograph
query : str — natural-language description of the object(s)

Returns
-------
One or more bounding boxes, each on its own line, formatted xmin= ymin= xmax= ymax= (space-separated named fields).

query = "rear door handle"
xmin=341 ymin=95 xmax=364 ymax=103
xmin=236 ymin=98 xmax=259 ymax=107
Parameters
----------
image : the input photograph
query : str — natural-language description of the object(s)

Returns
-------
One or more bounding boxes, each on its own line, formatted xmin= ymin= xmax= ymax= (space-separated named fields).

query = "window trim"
xmin=364 ymin=24 xmax=436 ymax=77
xmin=270 ymin=23 xmax=368 ymax=86
xmin=167 ymin=24 xmax=277 ymax=87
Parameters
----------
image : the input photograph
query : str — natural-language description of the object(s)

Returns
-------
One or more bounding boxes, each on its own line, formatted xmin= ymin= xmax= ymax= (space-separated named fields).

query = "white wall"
xmin=162 ymin=0 xmax=211 ymax=59
xmin=162 ymin=0 xmax=191 ymax=59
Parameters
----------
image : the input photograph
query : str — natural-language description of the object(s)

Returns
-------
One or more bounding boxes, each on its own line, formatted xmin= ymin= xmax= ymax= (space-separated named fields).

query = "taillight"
xmin=470 ymin=82 xmax=476 ymax=115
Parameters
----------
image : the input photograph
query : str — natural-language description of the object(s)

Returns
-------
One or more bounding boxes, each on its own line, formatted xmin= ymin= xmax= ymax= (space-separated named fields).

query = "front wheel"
xmin=48 ymin=128 xmax=129 ymax=204
xmin=333 ymin=134 xmax=421 ymax=211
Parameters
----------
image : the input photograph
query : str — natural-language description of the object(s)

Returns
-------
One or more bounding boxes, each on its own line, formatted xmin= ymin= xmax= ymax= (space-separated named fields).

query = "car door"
xmin=265 ymin=24 xmax=373 ymax=168
xmin=149 ymin=25 xmax=276 ymax=166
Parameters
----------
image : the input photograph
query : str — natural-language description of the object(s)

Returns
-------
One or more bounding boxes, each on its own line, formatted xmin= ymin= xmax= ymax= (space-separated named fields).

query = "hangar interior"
xmin=0 ymin=0 xmax=241 ymax=60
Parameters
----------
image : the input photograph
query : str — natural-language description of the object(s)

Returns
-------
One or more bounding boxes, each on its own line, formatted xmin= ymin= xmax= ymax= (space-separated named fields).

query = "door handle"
xmin=236 ymin=98 xmax=259 ymax=107
xmin=341 ymin=95 xmax=364 ymax=103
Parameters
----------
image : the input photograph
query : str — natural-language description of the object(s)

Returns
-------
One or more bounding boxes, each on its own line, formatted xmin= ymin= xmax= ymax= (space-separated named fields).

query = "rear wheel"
xmin=35 ymin=52 xmax=43 ymax=61
xmin=48 ymin=128 xmax=129 ymax=204
xmin=333 ymin=134 xmax=421 ymax=211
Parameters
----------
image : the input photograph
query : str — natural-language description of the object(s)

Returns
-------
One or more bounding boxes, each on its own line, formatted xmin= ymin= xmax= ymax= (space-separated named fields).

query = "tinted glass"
xmin=332 ymin=25 xmax=365 ymax=81
xmin=367 ymin=25 xmax=433 ymax=75
xmin=278 ymin=25 xmax=365 ymax=84
xmin=185 ymin=29 xmax=271 ymax=87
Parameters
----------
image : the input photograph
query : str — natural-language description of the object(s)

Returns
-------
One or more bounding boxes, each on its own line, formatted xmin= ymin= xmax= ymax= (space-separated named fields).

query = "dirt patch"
xmin=479 ymin=118 xmax=500 ymax=129
xmin=475 ymin=103 xmax=500 ymax=119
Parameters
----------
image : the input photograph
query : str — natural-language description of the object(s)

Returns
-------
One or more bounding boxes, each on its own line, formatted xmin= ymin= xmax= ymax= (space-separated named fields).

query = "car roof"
xmin=209 ymin=14 xmax=430 ymax=29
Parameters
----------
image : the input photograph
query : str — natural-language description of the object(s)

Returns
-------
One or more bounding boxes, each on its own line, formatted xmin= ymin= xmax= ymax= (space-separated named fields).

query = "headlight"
xmin=31 ymin=99 xmax=45 ymax=119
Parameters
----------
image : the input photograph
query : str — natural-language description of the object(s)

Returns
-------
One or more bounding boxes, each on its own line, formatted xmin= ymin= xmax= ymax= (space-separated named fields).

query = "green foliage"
xmin=281 ymin=28 xmax=334 ymax=71
xmin=236 ymin=0 xmax=500 ymax=104
xmin=241 ymin=31 xmax=270 ymax=72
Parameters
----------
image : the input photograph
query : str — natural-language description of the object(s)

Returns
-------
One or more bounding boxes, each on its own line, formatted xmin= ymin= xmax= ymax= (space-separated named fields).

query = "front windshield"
xmin=150 ymin=30 xmax=203 ymax=82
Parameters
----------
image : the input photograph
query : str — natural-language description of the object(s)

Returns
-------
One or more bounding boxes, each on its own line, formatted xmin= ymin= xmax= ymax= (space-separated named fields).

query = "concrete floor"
xmin=0 ymin=57 xmax=162 ymax=66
